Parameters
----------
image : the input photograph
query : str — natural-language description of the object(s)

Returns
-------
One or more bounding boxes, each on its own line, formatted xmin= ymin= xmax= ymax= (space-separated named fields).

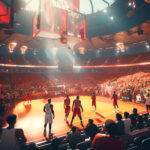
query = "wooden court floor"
xmin=12 ymin=96 xmax=145 ymax=142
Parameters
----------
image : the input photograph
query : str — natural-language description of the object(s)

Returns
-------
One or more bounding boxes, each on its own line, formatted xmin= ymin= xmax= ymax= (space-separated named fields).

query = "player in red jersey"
xmin=91 ymin=92 xmax=96 ymax=110
xmin=64 ymin=95 xmax=71 ymax=121
xmin=111 ymin=91 xmax=119 ymax=110
xmin=70 ymin=96 xmax=84 ymax=127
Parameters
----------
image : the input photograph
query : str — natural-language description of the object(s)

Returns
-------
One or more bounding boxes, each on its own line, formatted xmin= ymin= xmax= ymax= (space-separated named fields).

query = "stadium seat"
xmin=77 ymin=140 xmax=91 ymax=150
xmin=141 ymin=138 xmax=150 ymax=150
xmin=134 ymin=134 xmax=150 ymax=146
xmin=127 ymin=146 xmax=138 ymax=150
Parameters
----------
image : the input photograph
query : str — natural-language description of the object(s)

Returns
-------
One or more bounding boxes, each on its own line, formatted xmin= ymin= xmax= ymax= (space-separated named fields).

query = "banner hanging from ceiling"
xmin=32 ymin=0 xmax=86 ymax=41
xmin=0 ymin=0 xmax=14 ymax=28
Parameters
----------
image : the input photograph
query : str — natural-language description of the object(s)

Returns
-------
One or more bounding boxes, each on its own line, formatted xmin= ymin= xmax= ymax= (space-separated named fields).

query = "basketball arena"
xmin=0 ymin=0 xmax=150 ymax=150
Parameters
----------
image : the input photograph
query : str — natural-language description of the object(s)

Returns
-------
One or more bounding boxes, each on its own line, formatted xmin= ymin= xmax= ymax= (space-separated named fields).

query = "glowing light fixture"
xmin=78 ymin=47 xmax=85 ymax=54
xmin=116 ymin=42 xmax=126 ymax=52
xmin=145 ymin=42 xmax=150 ymax=49
xmin=110 ymin=16 xmax=114 ymax=20
xmin=8 ymin=42 xmax=17 ymax=53
xmin=20 ymin=45 xmax=28 ymax=54
xmin=128 ymin=2 xmax=132 ymax=6
xmin=128 ymin=0 xmax=136 ymax=9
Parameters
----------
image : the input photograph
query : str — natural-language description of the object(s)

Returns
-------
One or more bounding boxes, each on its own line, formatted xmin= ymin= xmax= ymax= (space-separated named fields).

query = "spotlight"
xmin=146 ymin=45 xmax=150 ymax=49
xmin=8 ymin=42 xmax=17 ymax=53
xmin=116 ymin=42 xmax=126 ymax=52
xmin=78 ymin=47 xmax=85 ymax=54
xmin=20 ymin=45 xmax=28 ymax=54
xmin=145 ymin=42 xmax=150 ymax=49
xmin=128 ymin=2 xmax=132 ymax=6
xmin=128 ymin=0 xmax=136 ymax=9
xmin=133 ymin=4 xmax=136 ymax=8
xmin=110 ymin=16 xmax=114 ymax=20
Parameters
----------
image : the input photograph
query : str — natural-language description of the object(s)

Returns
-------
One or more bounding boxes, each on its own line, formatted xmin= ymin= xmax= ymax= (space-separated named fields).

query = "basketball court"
xmin=12 ymin=96 xmax=145 ymax=143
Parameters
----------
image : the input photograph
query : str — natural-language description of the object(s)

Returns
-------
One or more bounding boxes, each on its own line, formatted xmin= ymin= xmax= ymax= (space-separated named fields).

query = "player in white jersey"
xmin=43 ymin=98 xmax=55 ymax=137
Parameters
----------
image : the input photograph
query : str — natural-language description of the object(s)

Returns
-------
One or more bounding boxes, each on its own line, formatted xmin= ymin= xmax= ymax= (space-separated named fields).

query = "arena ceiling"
xmin=74 ymin=21 xmax=150 ymax=50
xmin=22 ymin=0 xmax=115 ymax=14
xmin=0 ymin=0 xmax=150 ymax=51
xmin=0 ymin=21 xmax=150 ymax=50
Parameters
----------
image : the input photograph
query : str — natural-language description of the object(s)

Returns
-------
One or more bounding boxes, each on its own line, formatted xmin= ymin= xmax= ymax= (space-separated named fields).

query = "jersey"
xmin=64 ymin=98 xmax=70 ymax=107
xmin=112 ymin=94 xmax=118 ymax=105
xmin=0 ymin=128 xmax=20 ymax=150
xmin=145 ymin=95 xmax=150 ymax=105
xmin=44 ymin=103 xmax=53 ymax=114
xmin=64 ymin=98 xmax=71 ymax=115
xmin=73 ymin=99 xmax=81 ymax=109
xmin=112 ymin=94 xmax=118 ymax=101
xmin=44 ymin=103 xmax=53 ymax=124
xmin=91 ymin=93 xmax=96 ymax=106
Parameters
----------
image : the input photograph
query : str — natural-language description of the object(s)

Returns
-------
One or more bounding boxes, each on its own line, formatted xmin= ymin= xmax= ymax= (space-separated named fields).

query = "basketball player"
xmin=64 ymin=95 xmax=71 ymax=121
xmin=145 ymin=91 xmax=150 ymax=113
xmin=111 ymin=91 xmax=119 ymax=110
xmin=70 ymin=96 xmax=84 ymax=127
xmin=26 ymin=93 xmax=31 ymax=104
xmin=91 ymin=92 xmax=96 ymax=110
xmin=43 ymin=98 xmax=55 ymax=137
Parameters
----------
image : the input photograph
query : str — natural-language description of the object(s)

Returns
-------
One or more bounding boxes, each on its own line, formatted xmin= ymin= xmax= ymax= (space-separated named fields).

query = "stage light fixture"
xmin=8 ymin=42 xmax=17 ymax=53
xmin=20 ymin=45 xmax=28 ymax=54
xmin=128 ymin=0 xmax=136 ymax=9
xmin=146 ymin=45 xmax=150 ymax=49
xmin=116 ymin=42 xmax=126 ymax=52
xmin=133 ymin=4 xmax=136 ymax=8
xmin=78 ymin=47 xmax=85 ymax=54
xmin=128 ymin=2 xmax=132 ymax=6
xmin=145 ymin=42 xmax=150 ymax=49
xmin=110 ymin=16 xmax=114 ymax=20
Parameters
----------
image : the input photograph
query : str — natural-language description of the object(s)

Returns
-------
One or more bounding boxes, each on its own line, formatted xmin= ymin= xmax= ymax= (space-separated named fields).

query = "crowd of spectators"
xmin=0 ymin=72 xmax=150 ymax=118
xmin=97 ymin=72 xmax=150 ymax=102
xmin=0 ymin=107 xmax=150 ymax=150
xmin=42 ymin=107 xmax=150 ymax=150
xmin=0 ymin=71 xmax=150 ymax=149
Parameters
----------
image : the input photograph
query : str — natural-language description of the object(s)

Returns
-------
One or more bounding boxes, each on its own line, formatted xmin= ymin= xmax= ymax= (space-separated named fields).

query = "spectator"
xmin=116 ymin=113 xmax=125 ymax=136
xmin=0 ymin=100 xmax=5 ymax=117
xmin=0 ymin=117 xmax=2 ymax=137
xmin=92 ymin=119 xmax=125 ymax=150
xmin=85 ymin=119 xmax=99 ymax=140
xmin=27 ymin=143 xmax=38 ymax=150
xmin=123 ymin=112 xmax=131 ymax=134
xmin=66 ymin=126 xmax=85 ymax=149
xmin=130 ymin=108 xmax=139 ymax=130
xmin=0 ymin=114 xmax=27 ymax=150
xmin=51 ymin=138 xmax=61 ymax=150
xmin=137 ymin=115 xmax=144 ymax=129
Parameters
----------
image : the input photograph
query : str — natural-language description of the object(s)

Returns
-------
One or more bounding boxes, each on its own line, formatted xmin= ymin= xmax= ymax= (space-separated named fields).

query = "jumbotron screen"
xmin=0 ymin=0 xmax=14 ymax=28
xmin=32 ymin=0 xmax=86 ymax=40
